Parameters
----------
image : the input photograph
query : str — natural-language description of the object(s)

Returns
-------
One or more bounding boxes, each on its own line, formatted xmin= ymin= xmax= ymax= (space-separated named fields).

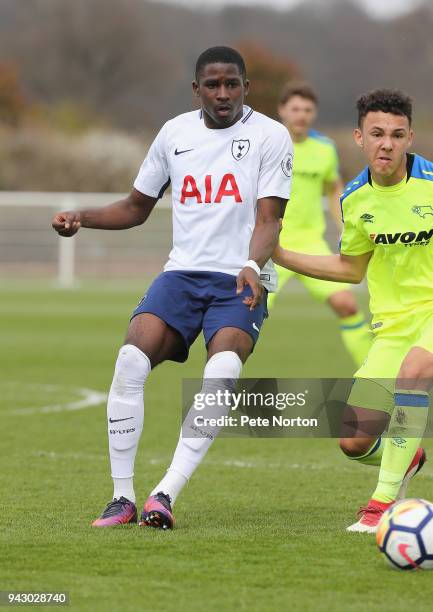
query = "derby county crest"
xmin=232 ymin=139 xmax=250 ymax=161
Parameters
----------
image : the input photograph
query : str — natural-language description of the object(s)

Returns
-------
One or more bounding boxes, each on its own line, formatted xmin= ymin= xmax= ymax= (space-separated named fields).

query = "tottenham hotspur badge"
xmin=231 ymin=139 xmax=250 ymax=161
xmin=281 ymin=153 xmax=293 ymax=178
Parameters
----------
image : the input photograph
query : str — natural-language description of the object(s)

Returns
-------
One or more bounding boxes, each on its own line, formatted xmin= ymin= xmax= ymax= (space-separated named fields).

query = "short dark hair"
xmin=279 ymin=81 xmax=318 ymax=106
xmin=356 ymin=88 xmax=413 ymax=126
xmin=195 ymin=46 xmax=246 ymax=81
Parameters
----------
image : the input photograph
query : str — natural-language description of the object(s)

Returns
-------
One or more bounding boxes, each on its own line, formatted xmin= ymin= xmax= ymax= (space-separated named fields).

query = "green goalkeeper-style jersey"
xmin=340 ymin=153 xmax=433 ymax=324
xmin=280 ymin=129 xmax=339 ymax=246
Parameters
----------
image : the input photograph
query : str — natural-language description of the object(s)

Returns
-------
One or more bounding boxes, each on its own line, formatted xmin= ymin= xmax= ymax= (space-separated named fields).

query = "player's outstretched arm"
xmin=52 ymin=188 xmax=158 ymax=237
xmin=237 ymin=196 xmax=285 ymax=310
xmin=272 ymin=245 xmax=372 ymax=284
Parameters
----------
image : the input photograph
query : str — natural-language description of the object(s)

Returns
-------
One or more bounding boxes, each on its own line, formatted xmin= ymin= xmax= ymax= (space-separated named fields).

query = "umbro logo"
xmin=109 ymin=416 xmax=134 ymax=423
xmin=174 ymin=148 xmax=194 ymax=156
xmin=360 ymin=213 xmax=374 ymax=223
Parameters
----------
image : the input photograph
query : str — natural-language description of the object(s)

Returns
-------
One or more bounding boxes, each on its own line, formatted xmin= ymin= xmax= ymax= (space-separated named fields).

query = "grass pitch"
xmin=1 ymin=282 xmax=433 ymax=611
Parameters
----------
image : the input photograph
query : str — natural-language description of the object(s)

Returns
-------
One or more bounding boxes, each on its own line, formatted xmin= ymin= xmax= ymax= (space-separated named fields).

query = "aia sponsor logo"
xmin=369 ymin=228 xmax=433 ymax=246
xmin=180 ymin=173 xmax=243 ymax=204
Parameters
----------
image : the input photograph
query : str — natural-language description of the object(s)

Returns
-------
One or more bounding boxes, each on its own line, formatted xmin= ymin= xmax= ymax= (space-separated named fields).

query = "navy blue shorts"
xmin=132 ymin=271 xmax=268 ymax=362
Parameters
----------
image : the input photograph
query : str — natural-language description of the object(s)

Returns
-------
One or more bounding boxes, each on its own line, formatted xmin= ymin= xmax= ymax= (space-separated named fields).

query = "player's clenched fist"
xmin=52 ymin=211 xmax=81 ymax=237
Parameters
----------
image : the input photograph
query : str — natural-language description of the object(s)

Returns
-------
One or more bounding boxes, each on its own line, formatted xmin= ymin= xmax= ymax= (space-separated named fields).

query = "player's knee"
xmin=204 ymin=350 xmax=243 ymax=379
xmin=339 ymin=437 xmax=371 ymax=457
xmin=398 ymin=363 xmax=422 ymax=386
xmin=112 ymin=344 xmax=151 ymax=391
xmin=329 ymin=292 xmax=358 ymax=318
xmin=115 ymin=343 xmax=149 ymax=372
xmin=397 ymin=353 xmax=433 ymax=388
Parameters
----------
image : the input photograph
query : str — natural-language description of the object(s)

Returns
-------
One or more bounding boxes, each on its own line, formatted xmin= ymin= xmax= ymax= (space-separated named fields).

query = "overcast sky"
xmin=158 ymin=0 xmax=422 ymax=19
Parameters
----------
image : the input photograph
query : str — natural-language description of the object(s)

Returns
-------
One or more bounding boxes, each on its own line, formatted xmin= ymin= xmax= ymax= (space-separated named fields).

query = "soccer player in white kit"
xmin=52 ymin=46 xmax=293 ymax=529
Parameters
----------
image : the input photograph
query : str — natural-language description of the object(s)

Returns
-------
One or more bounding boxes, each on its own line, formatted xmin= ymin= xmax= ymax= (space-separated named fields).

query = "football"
xmin=376 ymin=498 xmax=433 ymax=570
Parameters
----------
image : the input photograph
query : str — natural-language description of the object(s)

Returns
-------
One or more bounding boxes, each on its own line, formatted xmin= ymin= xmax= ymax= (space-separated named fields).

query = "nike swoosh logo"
xmin=174 ymin=148 xmax=194 ymax=156
xmin=252 ymin=323 xmax=260 ymax=333
xmin=398 ymin=543 xmax=419 ymax=569
xmin=109 ymin=416 xmax=134 ymax=423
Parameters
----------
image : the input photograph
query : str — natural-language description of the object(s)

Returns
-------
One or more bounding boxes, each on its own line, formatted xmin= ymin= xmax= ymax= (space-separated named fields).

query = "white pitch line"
xmin=7 ymin=387 xmax=107 ymax=416
xmin=26 ymin=452 xmax=362 ymax=474
xmin=29 ymin=451 xmax=316 ymax=471
xmin=24 ymin=451 xmax=433 ymax=479
xmin=31 ymin=450 xmax=107 ymax=461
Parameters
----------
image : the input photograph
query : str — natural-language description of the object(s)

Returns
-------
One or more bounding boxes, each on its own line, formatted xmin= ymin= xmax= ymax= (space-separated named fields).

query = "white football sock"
xmin=151 ymin=350 xmax=242 ymax=504
xmin=108 ymin=344 xmax=151 ymax=503
xmin=113 ymin=477 xmax=136 ymax=504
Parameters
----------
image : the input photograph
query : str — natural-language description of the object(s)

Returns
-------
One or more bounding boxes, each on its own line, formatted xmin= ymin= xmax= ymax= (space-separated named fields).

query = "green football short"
xmin=348 ymin=305 xmax=433 ymax=413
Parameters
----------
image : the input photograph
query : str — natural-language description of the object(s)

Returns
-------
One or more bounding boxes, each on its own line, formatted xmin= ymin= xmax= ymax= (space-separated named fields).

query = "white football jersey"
xmin=134 ymin=106 xmax=293 ymax=291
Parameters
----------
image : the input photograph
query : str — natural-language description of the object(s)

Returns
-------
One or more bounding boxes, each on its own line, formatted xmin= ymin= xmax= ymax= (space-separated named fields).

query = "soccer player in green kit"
xmin=270 ymin=82 xmax=371 ymax=367
xmin=274 ymin=89 xmax=431 ymax=533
